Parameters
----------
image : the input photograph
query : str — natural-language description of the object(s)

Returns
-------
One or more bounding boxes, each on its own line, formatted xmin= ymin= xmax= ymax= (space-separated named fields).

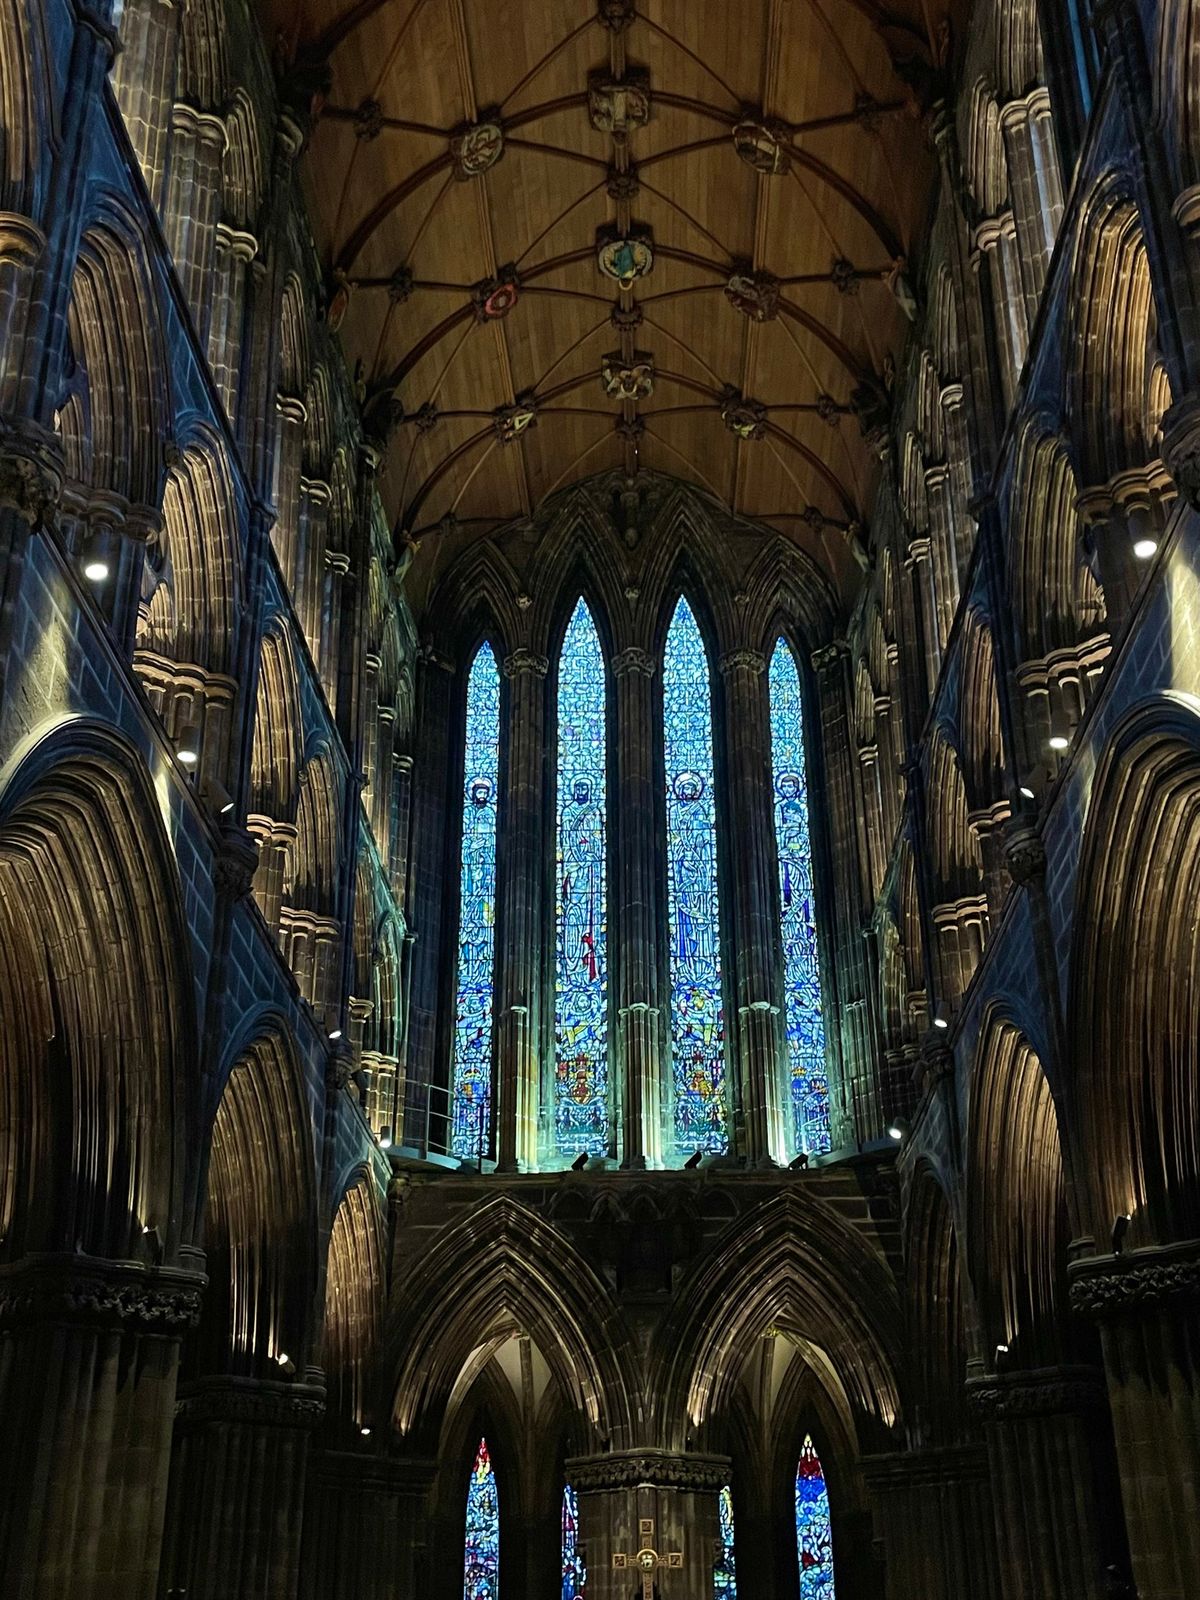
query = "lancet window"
xmin=464 ymin=1437 xmax=500 ymax=1600
xmin=562 ymin=1483 xmax=585 ymax=1600
xmin=714 ymin=1483 xmax=737 ymax=1599
xmin=796 ymin=1434 xmax=835 ymax=1598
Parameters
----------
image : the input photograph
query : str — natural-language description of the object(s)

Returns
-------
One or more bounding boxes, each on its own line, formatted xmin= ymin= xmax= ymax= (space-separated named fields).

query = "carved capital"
xmin=1160 ymin=395 xmax=1200 ymax=508
xmin=612 ymin=646 xmax=655 ymax=679
xmin=718 ymin=648 xmax=765 ymax=678
xmin=1069 ymin=1238 xmax=1200 ymax=1319
xmin=966 ymin=1364 xmax=1107 ymax=1421
xmin=0 ymin=419 xmax=64 ymax=524
xmin=566 ymin=1449 xmax=731 ymax=1494
xmin=1004 ymin=818 xmax=1046 ymax=884
xmin=0 ymin=1254 xmax=205 ymax=1336
xmin=175 ymin=1377 xmax=326 ymax=1430
xmin=214 ymin=823 xmax=260 ymax=902
xmin=502 ymin=648 xmax=548 ymax=680
xmin=810 ymin=638 xmax=849 ymax=674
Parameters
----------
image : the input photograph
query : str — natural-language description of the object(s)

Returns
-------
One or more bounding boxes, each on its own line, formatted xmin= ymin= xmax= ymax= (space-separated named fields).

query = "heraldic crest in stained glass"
xmin=464 ymin=1438 xmax=500 ymax=1600
xmin=555 ymin=599 xmax=610 ymax=1157
xmin=452 ymin=644 xmax=500 ymax=1159
xmin=664 ymin=597 xmax=728 ymax=1155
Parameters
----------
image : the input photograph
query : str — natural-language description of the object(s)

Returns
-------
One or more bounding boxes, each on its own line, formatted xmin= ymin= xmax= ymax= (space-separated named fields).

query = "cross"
xmin=612 ymin=1518 xmax=684 ymax=1600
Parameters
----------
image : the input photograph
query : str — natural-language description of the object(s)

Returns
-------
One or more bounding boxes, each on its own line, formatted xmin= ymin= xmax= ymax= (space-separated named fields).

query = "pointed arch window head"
xmin=796 ymin=1435 xmax=835 ymax=1598
xmin=555 ymin=599 xmax=610 ymax=1158
xmin=562 ymin=1483 xmax=586 ymax=1600
xmin=769 ymin=639 xmax=831 ymax=1156
xmin=453 ymin=643 xmax=500 ymax=1160
xmin=664 ymin=596 xmax=728 ymax=1156
xmin=464 ymin=1437 xmax=500 ymax=1600
xmin=714 ymin=1483 xmax=737 ymax=1599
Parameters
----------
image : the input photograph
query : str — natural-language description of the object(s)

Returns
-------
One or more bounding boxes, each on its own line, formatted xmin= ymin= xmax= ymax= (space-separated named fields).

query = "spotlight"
xmin=789 ymin=1151 xmax=809 ymax=1170
xmin=1019 ymin=784 xmax=1035 ymax=800
xmin=328 ymin=1027 xmax=343 ymax=1042
xmin=887 ymin=1122 xmax=904 ymax=1142
xmin=378 ymin=1126 xmax=392 ymax=1149
xmin=81 ymin=534 xmax=110 ymax=584
xmin=684 ymin=1149 xmax=704 ymax=1169
xmin=933 ymin=1000 xmax=950 ymax=1031
xmin=1048 ymin=733 xmax=1069 ymax=752
xmin=1132 ymin=537 xmax=1158 ymax=561
xmin=176 ymin=722 xmax=201 ymax=768
xmin=360 ymin=1425 xmax=372 ymax=1437
xmin=275 ymin=1351 xmax=296 ymax=1377
xmin=204 ymin=778 xmax=236 ymax=817
xmin=1111 ymin=1213 xmax=1132 ymax=1255
xmin=994 ymin=1343 xmax=1010 ymax=1369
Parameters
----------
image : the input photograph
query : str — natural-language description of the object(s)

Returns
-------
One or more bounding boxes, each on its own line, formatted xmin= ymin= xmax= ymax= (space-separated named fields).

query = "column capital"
xmin=175 ymin=1375 xmax=327 ymax=1431
xmin=810 ymin=637 xmax=849 ymax=674
xmin=566 ymin=1449 xmax=731 ymax=1494
xmin=612 ymin=645 xmax=655 ymax=679
xmin=1004 ymin=817 xmax=1046 ymax=884
xmin=1161 ymin=395 xmax=1200 ymax=507
xmin=966 ymin=1365 xmax=1108 ymax=1421
xmin=1069 ymin=1237 xmax=1200 ymax=1319
xmin=214 ymin=821 xmax=260 ymax=902
xmin=0 ymin=419 xmax=63 ymax=524
xmin=502 ymin=647 xmax=548 ymax=679
xmin=0 ymin=1253 xmax=205 ymax=1336
xmin=718 ymin=648 xmax=765 ymax=678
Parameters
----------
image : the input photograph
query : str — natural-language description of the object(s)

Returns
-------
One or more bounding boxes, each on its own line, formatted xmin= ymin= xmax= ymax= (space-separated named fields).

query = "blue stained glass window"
xmin=453 ymin=644 xmax=500 ymax=1159
xmin=464 ymin=1437 xmax=500 ymax=1600
xmin=796 ymin=1435 xmax=835 ymax=1600
xmin=562 ymin=1483 xmax=586 ymax=1600
xmin=714 ymin=1484 xmax=737 ymax=1600
xmin=555 ymin=599 xmax=609 ymax=1156
xmin=664 ymin=597 xmax=727 ymax=1155
xmin=769 ymin=639 xmax=831 ymax=1156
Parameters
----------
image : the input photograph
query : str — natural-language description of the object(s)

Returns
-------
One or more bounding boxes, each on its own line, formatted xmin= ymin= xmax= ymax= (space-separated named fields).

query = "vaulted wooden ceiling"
xmin=269 ymin=0 xmax=954 ymax=600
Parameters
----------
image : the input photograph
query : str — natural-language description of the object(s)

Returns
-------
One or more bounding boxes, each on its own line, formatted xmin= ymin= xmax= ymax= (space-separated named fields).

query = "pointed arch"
xmin=324 ymin=1168 xmax=386 ymax=1431
xmin=904 ymin=1164 xmax=971 ymax=1445
xmin=250 ymin=619 xmax=302 ymax=818
xmin=292 ymin=748 xmax=341 ymax=915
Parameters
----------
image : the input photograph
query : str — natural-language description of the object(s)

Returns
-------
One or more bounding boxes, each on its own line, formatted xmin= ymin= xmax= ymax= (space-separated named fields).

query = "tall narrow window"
xmin=453 ymin=644 xmax=500 ymax=1159
xmin=562 ymin=1483 xmax=586 ymax=1600
xmin=555 ymin=599 xmax=609 ymax=1156
xmin=769 ymin=639 xmax=831 ymax=1155
xmin=796 ymin=1435 xmax=835 ymax=1598
xmin=714 ymin=1483 xmax=737 ymax=1599
xmin=664 ymin=596 xmax=727 ymax=1155
xmin=464 ymin=1437 xmax=500 ymax=1600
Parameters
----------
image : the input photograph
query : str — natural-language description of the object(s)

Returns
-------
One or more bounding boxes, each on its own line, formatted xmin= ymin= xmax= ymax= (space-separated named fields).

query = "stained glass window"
xmin=562 ymin=1483 xmax=586 ymax=1600
xmin=769 ymin=639 xmax=831 ymax=1156
xmin=664 ymin=596 xmax=727 ymax=1156
xmin=464 ymin=1437 xmax=500 ymax=1600
xmin=453 ymin=643 xmax=500 ymax=1160
xmin=555 ymin=599 xmax=609 ymax=1157
xmin=714 ymin=1483 xmax=737 ymax=1600
xmin=796 ymin=1435 xmax=835 ymax=1599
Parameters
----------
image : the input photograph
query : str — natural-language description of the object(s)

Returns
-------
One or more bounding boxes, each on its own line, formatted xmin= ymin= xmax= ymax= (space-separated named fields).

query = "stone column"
xmin=1000 ymin=90 xmax=1063 ymax=321
xmin=160 ymin=1376 xmax=325 ymax=1599
xmin=321 ymin=549 xmax=351 ymax=713
xmin=390 ymin=751 xmax=415 ymax=908
xmin=207 ymin=226 xmax=256 ymax=422
xmin=272 ymin=394 xmax=307 ymax=594
xmin=1070 ymin=1241 xmax=1200 ymax=1600
xmin=297 ymin=476 xmax=331 ymax=660
xmin=299 ymin=1450 xmax=434 ymax=1600
xmin=906 ymin=536 xmax=941 ymax=697
xmin=865 ymin=1444 xmax=1001 ymax=1600
xmin=568 ymin=1450 xmax=729 ymax=1600
xmin=925 ymin=462 xmax=960 ymax=648
xmin=162 ymin=103 xmax=227 ymax=343
xmin=0 ymin=1253 xmax=204 ymax=1600
xmin=110 ymin=0 xmax=184 ymax=208
xmin=719 ymin=647 xmax=786 ymax=1164
xmin=967 ymin=1365 xmax=1125 ymax=1598
xmin=613 ymin=646 xmax=663 ymax=1169
xmin=373 ymin=702 xmax=396 ymax=852
xmin=496 ymin=648 xmax=547 ymax=1169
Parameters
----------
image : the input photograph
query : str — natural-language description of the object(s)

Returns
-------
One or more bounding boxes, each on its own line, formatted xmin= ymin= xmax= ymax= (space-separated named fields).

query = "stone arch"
xmin=387 ymin=1196 xmax=636 ymax=1450
xmin=292 ymin=748 xmax=340 ymax=916
xmin=656 ymin=1190 xmax=904 ymax=1451
xmin=0 ymin=721 xmax=193 ymax=1260
xmin=904 ymin=1164 xmax=971 ymax=1445
xmin=966 ymin=1011 xmax=1070 ymax=1368
xmin=1007 ymin=421 xmax=1102 ymax=661
xmin=1068 ymin=696 xmax=1200 ymax=1246
xmin=177 ymin=0 xmax=228 ymax=110
xmin=956 ymin=607 xmax=1005 ymax=809
xmin=1155 ymin=0 xmax=1200 ymax=205
xmin=962 ymin=78 xmax=1008 ymax=217
xmin=250 ymin=618 xmax=302 ymax=820
xmin=221 ymin=87 xmax=266 ymax=232
xmin=324 ymin=1168 xmax=386 ymax=1433
xmin=926 ymin=729 xmax=987 ymax=1004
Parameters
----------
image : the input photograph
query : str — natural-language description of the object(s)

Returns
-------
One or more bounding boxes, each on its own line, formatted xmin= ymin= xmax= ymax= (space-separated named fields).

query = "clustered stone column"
xmin=864 ymin=1443 xmax=1001 ymax=1600
xmin=299 ymin=1450 xmax=435 ymax=1600
xmin=1070 ymin=1241 xmax=1200 ymax=1600
xmin=719 ymin=647 xmax=786 ymax=1164
xmin=966 ymin=1364 xmax=1125 ymax=1598
xmin=613 ymin=646 xmax=663 ymax=1167
xmin=496 ymin=647 xmax=547 ymax=1169
xmin=0 ymin=1253 xmax=205 ymax=1600
xmin=159 ymin=1375 xmax=325 ymax=1599
xmin=569 ymin=1450 xmax=729 ymax=1600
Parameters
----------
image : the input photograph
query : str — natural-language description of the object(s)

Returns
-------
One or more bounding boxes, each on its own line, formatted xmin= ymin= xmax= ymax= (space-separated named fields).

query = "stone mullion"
xmin=110 ymin=0 xmax=184 ymax=209
xmin=162 ymin=104 xmax=227 ymax=344
xmin=1070 ymin=1243 xmax=1200 ymax=1600
xmin=613 ymin=647 xmax=663 ymax=1170
xmin=720 ymin=649 xmax=785 ymax=1165
xmin=495 ymin=650 xmax=546 ymax=1170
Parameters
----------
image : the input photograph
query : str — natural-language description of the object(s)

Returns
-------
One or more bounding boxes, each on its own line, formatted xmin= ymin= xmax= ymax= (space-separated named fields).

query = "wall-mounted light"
xmin=932 ymin=1000 xmax=950 ymax=1031
xmin=328 ymin=1027 xmax=343 ymax=1042
xmin=1132 ymin=537 xmax=1158 ymax=561
xmin=377 ymin=1126 xmax=392 ymax=1149
xmin=1019 ymin=784 xmax=1036 ymax=800
xmin=176 ymin=722 xmax=201 ymax=768
xmin=81 ymin=534 xmax=110 ymax=584
xmin=275 ymin=1351 xmax=296 ymax=1377
xmin=887 ymin=1122 xmax=904 ymax=1142
xmin=360 ymin=1425 xmax=372 ymax=1437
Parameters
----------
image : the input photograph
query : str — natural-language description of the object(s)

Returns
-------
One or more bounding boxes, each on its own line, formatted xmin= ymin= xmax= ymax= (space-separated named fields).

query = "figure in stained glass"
xmin=453 ymin=644 xmax=500 ymax=1159
xmin=713 ymin=1484 xmax=737 ymax=1600
xmin=769 ymin=639 xmax=831 ymax=1155
xmin=555 ymin=600 xmax=609 ymax=1157
xmin=562 ymin=1483 xmax=586 ymax=1600
xmin=664 ymin=598 xmax=727 ymax=1154
xmin=464 ymin=1438 xmax=500 ymax=1600
xmin=795 ymin=1435 xmax=835 ymax=1600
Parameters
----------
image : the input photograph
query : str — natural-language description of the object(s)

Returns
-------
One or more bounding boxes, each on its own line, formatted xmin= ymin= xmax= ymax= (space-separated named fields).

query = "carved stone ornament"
xmin=588 ymin=69 xmax=651 ymax=134
xmin=493 ymin=395 xmax=538 ymax=444
xmin=471 ymin=265 xmax=521 ymax=321
xmin=831 ymin=256 xmax=861 ymax=295
xmin=503 ymin=648 xmax=549 ymax=680
xmin=719 ymin=387 xmax=767 ymax=441
xmin=175 ymin=1378 xmax=326 ymax=1430
xmin=612 ymin=646 xmax=655 ymax=678
xmin=966 ymin=1366 xmax=1108 ymax=1422
xmin=324 ymin=268 xmax=351 ymax=331
xmin=724 ymin=265 xmax=780 ymax=322
xmin=451 ymin=117 xmax=504 ymax=180
xmin=611 ymin=300 xmax=644 ymax=332
xmin=1069 ymin=1239 xmax=1200 ymax=1318
xmin=214 ymin=822 xmax=260 ymax=902
xmin=353 ymin=97 xmax=384 ymax=140
xmin=0 ymin=419 xmax=64 ymax=524
xmin=1004 ymin=818 xmax=1046 ymax=884
xmin=601 ymin=350 xmax=655 ymax=401
xmin=388 ymin=264 xmax=414 ymax=305
xmin=616 ymin=415 xmax=646 ymax=443
xmin=597 ymin=226 xmax=654 ymax=289
xmin=567 ymin=1450 xmax=730 ymax=1494
xmin=732 ymin=114 xmax=791 ymax=175
xmin=816 ymin=392 xmax=842 ymax=427
xmin=598 ymin=0 xmax=636 ymax=30
xmin=607 ymin=166 xmax=640 ymax=201
xmin=1160 ymin=396 xmax=1200 ymax=508
xmin=408 ymin=400 xmax=440 ymax=433
xmin=0 ymin=1254 xmax=205 ymax=1336
xmin=854 ymin=91 xmax=884 ymax=134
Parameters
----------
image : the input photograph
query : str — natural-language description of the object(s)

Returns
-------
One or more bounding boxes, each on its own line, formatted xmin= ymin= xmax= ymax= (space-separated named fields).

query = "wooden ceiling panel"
xmin=265 ymin=0 xmax=956 ymax=595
